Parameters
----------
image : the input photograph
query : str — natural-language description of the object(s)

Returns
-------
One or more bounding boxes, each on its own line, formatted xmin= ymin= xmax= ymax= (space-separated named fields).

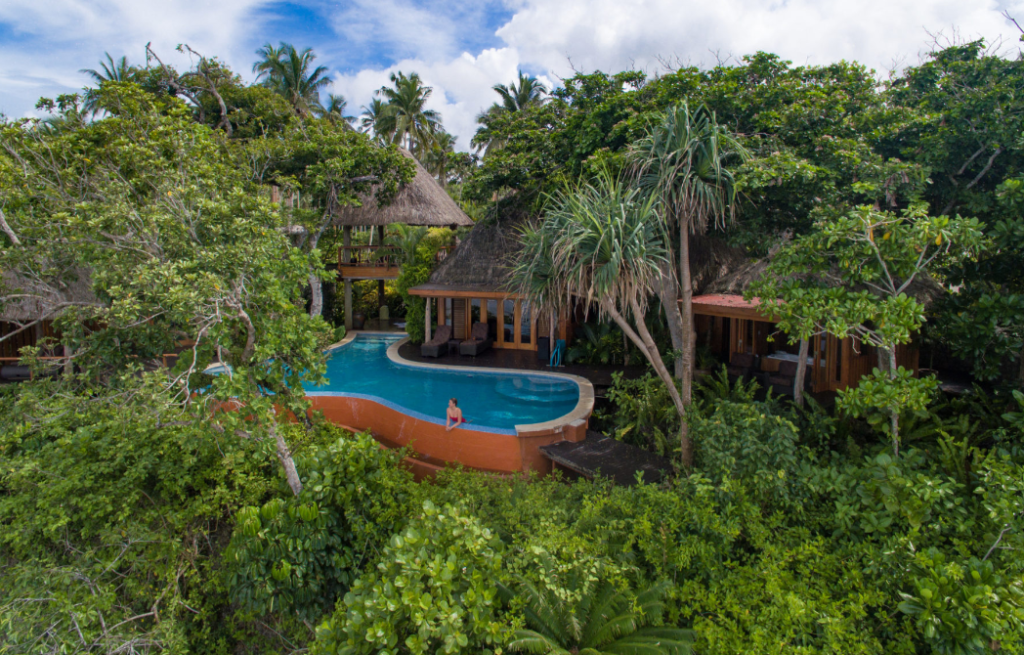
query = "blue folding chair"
xmin=550 ymin=339 xmax=566 ymax=367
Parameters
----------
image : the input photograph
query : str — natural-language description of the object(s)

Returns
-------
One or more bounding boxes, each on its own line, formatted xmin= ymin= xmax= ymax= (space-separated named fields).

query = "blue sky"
xmin=0 ymin=0 xmax=1020 ymax=150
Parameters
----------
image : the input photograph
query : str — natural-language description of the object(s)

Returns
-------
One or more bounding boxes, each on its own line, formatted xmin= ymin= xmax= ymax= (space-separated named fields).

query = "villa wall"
xmin=307 ymin=394 xmax=588 ymax=476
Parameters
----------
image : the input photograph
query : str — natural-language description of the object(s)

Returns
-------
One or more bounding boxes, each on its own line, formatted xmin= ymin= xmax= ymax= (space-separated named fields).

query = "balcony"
xmin=338 ymin=245 xmax=402 ymax=280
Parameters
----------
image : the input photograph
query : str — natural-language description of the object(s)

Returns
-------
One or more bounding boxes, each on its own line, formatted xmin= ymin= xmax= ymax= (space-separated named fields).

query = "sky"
xmin=0 ymin=0 xmax=1022 ymax=151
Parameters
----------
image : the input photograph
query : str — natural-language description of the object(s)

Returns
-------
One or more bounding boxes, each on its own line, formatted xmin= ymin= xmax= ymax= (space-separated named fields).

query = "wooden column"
xmin=343 ymin=226 xmax=353 ymax=331
xmin=425 ymin=297 xmax=432 ymax=341
xmin=377 ymin=226 xmax=386 ymax=319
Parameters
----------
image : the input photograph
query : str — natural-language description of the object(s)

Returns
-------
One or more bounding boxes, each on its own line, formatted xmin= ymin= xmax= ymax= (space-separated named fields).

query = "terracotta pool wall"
xmin=307 ymin=394 xmax=589 ymax=475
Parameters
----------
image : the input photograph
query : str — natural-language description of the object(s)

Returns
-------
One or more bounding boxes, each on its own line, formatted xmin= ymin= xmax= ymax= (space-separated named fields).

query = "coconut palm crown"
xmin=252 ymin=42 xmax=332 ymax=117
xmin=375 ymin=71 xmax=442 ymax=157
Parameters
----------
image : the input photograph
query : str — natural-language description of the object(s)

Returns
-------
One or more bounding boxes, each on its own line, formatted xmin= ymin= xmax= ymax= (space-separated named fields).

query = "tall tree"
xmin=80 ymin=52 xmax=138 ymax=114
xmin=253 ymin=42 xmax=332 ymax=117
xmin=632 ymin=103 xmax=747 ymax=466
xmin=375 ymin=71 xmax=442 ymax=157
xmin=749 ymin=206 xmax=985 ymax=455
xmin=511 ymin=170 xmax=691 ymax=467
xmin=473 ymin=72 xmax=547 ymax=156
xmin=321 ymin=93 xmax=355 ymax=125
xmin=422 ymin=130 xmax=457 ymax=186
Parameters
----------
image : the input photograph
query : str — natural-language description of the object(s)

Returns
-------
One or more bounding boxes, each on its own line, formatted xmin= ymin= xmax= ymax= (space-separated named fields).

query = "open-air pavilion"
xmin=333 ymin=148 xmax=473 ymax=330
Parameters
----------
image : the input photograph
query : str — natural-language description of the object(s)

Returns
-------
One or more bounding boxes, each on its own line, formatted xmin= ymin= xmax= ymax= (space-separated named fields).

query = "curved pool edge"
xmin=384 ymin=336 xmax=595 ymax=436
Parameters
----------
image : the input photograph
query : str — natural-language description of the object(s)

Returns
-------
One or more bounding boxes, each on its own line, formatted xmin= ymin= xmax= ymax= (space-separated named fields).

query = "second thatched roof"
xmin=331 ymin=149 xmax=474 ymax=228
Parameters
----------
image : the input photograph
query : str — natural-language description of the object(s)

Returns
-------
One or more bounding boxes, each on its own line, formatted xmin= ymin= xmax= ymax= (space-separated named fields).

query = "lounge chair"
xmin=421 ymin=324 xmax=453 ymax=358
xmin=727 ymin=352 xmax=758 ymax=379
xmin=460 ymin=322 xmax=493 ymax=357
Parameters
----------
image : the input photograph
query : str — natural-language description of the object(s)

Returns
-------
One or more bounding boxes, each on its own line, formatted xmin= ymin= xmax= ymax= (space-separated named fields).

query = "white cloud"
xmin=498 ymin=0 xmax=1022 ymax=77
xmin=0 ymin=0 xmax=271 ymax=117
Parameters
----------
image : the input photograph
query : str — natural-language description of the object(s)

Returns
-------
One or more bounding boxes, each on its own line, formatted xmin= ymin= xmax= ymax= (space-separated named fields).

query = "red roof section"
xmin=691 ymin=294 xmax=761 ymax=308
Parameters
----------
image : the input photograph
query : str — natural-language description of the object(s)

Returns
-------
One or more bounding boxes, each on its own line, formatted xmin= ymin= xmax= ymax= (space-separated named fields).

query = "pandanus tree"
xmin=512 ymin=170 xmax=691 ymax=465
xmin=632 ymin=103 xmax=747 ymax=466
xmin=253 ymin=42 xmax=332 ymax=117
xmin=375 ymin=71 xmax=443 ymax=157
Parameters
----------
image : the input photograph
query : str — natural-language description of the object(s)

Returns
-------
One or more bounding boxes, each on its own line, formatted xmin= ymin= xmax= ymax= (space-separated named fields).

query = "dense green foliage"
xmin=3 ymin=35 xmax=1024 ymax=655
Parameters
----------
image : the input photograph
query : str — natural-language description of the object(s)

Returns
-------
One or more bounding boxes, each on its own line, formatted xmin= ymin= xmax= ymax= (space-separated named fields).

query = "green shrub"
xmin=226 ymin=430 xmax=415 ymax=621
xmin=692 ymin=400 xmax=803 ymax=511
xmin=312 ymin=501 xmax=511 ymax=655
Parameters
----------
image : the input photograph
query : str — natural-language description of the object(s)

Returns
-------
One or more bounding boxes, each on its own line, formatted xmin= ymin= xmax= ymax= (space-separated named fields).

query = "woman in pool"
xmin=446 ymin=398 xmax=465 ymax=431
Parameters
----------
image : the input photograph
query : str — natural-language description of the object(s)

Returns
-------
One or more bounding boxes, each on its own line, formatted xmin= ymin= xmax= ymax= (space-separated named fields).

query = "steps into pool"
xmin=493 ymin=377 xmax=579 ymax=404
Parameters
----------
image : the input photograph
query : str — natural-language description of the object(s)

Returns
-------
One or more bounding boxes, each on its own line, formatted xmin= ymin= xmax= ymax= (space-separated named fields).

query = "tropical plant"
xmin=359 ymin=97 xmax=392 ymax=138
xmin=511 ymin=169 xmax=697 ymax=465
xmin=375 ymin=71 xmax=443 ymax=156
xmin=566 ymin=320 xmax=628 ymax=365
xmin=253 ymin=42 xmax=332 ymax=117
xmin=80 ymin=52 xmax=138 ymax=113
xmin=749 ymin=205 xmax=986 ymax=455
xmin=422 ymin=130 xmax=457 ymax=186
xmin=311 ymin=501 xmax=510 ymax=655
xmin=632 ymin=103 xmax=748 ymax=466
xmin=384 ymin=224 xmax=429 ymax=265
xmin=321 ymin=93 xmax=355 ymax=125
xmin=500 ymin=553 xmax=693 ymax=655
xmin=473 ymin=72 xmax=547 ymax=156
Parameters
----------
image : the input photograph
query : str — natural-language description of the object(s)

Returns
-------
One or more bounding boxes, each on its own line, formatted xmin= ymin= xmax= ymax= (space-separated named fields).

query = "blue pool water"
xmin=302 ymin=334 xmax=580 ymax=434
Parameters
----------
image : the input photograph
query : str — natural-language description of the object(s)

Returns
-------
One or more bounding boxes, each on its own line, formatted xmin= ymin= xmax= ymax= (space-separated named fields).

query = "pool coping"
xmin=383 ymin=336 xmax=595 ymax=436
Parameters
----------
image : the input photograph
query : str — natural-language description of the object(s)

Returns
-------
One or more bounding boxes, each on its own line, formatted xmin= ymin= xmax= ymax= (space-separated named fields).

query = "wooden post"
xmin=343 ymin=227 xmax=352 ymax=331
xmin=425 ymin=297 xmax=432 ymax=341
xmin=794 ymin=338 xmax=809 ymax=407
xmin=377 ymin=226 xmax=386 ymax=324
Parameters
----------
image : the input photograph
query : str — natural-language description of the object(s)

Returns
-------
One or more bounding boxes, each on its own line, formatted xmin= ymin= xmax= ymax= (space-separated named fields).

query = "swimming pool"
xmin=303 ymin=334 xmax=582 ymax=434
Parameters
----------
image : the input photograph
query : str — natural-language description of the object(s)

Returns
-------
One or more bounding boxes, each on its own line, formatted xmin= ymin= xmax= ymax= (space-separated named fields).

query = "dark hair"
xmin=449 ymin=398 xmax=458 ymax=406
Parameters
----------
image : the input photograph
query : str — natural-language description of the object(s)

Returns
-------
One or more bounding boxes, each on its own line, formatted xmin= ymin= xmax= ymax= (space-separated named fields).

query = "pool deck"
xmin=393 ymin=340 xmax=648 ymax=389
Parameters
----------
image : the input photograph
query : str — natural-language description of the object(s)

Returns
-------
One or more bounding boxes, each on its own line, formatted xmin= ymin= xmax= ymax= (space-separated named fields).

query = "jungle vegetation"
xmin=1 ymin=35 xmax=1024 ymax=655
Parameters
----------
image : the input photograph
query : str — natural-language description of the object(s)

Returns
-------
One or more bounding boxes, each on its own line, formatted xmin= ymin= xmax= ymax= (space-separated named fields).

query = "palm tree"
xmin=422 ymin=131 xmax=457 ymax=187
xmin=321 ymin=93 xmax=355 ymax=126
xmin=493 ymin=72 xmax=546 ymax=112
xmin=80 ymin=53 xmax=137 ymax=113
xmin=510 ymin=169 xmax=690 ymax=451
xmin=473 ymin=72 xmax=546 ymax=155
xmin=383 ymin=224 xmax=429 ymax=265
xmin=500 ymin=561 xmax=692 ymax=655
xmin=631 ymin=103 xmax=747 ymax=467
xmin=252 ymin=42 xmax=332 ymax=117
xmin=360 ymin=97 xmax=393 ymax=140
xmin=375 ymin=71 xmax=442 ymax=157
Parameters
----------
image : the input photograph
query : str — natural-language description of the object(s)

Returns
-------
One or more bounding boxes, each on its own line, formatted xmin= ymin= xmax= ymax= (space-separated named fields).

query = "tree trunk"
xmin=270 ymin=419 xmax=303 ymax=496
xmin=678 ymin=228 xmax=695 ymax=465
xmin=343 ymin=227 xmax=353 ymax=331
xmin=309 ymin=273 xmax=323 ymax=318
xmin=655 ymin=262 xmax=685 ymax=379
xmin=794 ymin=338 xmax=809 ymax=407
xmin=888 ymin=346 xmax=900 ymax=458
xmin=602 ymin=299 xmax=691 ymax=468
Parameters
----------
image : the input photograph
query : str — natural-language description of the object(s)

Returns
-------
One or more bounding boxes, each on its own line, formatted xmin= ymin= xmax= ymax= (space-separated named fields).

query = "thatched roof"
xmin=332 ymin=149 xmax=474 ymax=228
xmin=705 ymin=255 xmax=945 ymax=307
xmin=0 ymin=269 xmax=100 ymax=323
xmin=422 ymin=219 xmax=524 ymax=292
xmin=417 ymin=222 xmax=749 ymax=295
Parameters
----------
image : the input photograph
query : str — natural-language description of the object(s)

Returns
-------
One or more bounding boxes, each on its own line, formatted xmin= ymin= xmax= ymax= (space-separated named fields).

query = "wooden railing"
xmin=338 ymin=245 xmax=403 ymax=269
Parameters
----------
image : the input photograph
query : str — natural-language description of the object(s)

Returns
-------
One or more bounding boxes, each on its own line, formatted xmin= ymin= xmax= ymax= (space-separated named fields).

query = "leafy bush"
xmin=227 ymin=430 xmax=415 ymax=621
xmin=311 ymin=501 xmax=511 ymax=655
xmin=692 ymin=400 xmax=803 ymax=511
xmin=500 ymin=549 xmax=693 ymax=655
xmin=898 ymin=549 xmax=1024 ymax=655
xmin=598 ymin=372 xmax=679 ymax=456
